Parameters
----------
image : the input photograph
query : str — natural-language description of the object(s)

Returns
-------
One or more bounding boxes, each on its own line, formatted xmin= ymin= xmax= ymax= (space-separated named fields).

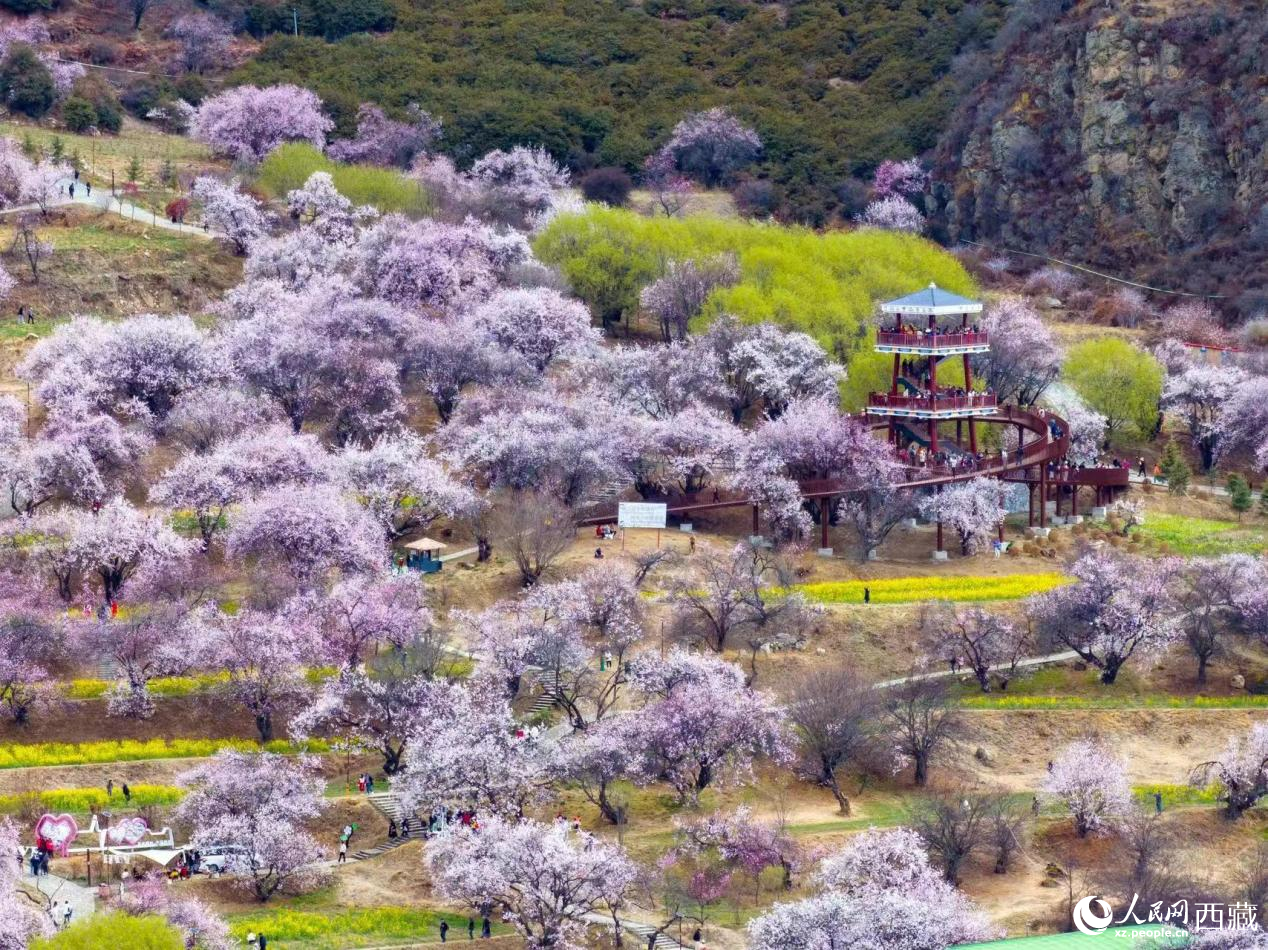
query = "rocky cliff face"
xmin=930 ymin=0 xmax=1267 ymax=319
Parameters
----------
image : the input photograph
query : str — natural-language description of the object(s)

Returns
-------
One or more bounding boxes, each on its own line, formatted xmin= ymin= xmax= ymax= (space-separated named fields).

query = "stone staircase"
xmin=524 ymin=669 xmax=560 ymax=717
xmin=582 ymin=914 xmax=685 ymax=949
xmin=84 ymin=656 xmax=120 ymax=682
xmin=347 ymin=792 xmax=426 ymax=860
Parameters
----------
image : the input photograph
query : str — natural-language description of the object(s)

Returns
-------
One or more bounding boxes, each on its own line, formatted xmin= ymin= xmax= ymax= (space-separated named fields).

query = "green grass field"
xmin=0 ymin=118 xmax=218 ymax=193
xmin=1131 ymin=513 xmax=1267 ymax=556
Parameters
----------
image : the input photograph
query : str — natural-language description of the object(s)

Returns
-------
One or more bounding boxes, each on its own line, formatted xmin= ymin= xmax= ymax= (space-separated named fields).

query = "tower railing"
xmin=867 ymin=392 xmax=998 ymax=413
xmin=876 ymin=330 xmax=989 ymax=348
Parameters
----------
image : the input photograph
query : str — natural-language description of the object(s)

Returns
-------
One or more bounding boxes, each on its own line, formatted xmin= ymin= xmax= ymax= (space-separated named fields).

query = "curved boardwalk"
xmin=580 ymin=405 xmax=1129 ymax=541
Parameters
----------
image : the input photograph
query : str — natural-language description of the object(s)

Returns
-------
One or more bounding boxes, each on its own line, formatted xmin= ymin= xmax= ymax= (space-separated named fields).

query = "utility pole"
xmin=292 ymin=8 xmax=299 ymax=35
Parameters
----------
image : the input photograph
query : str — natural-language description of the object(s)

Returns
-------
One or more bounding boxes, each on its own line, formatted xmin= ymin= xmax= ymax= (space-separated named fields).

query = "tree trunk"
xmin=913 ymin=752 xmax=929 ymax=786
xmin=256 ymin=711 xmax=273 ymax=743
xmin=596 ymin=781 xmax=620 ymax=825
xmin=476 ymin=535 xmax=492 ymax=562
xmin=824 ymin=768 xmax=851 ymax=815
xmin=1197 ymin=652 xmax=1209 ymax=685
xmin=382 ymin=741 xmax=404 ymax=775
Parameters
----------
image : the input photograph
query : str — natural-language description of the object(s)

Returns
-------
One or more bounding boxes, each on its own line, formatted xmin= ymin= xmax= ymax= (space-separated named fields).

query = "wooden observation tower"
xmin=866 ymin=283 xmax=995 ymax=456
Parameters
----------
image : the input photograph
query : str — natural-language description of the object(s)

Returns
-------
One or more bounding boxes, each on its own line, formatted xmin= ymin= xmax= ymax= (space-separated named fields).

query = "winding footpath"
xmin=0 ymin=178 xmax=215 ymax=238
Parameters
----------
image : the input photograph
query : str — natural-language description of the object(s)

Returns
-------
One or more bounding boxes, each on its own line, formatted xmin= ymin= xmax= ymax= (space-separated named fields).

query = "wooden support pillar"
xmin=928 ymin=353 xmax=939 ymax=455
xmin=752 ymin=504 xmax=760 ymax=535
xmin=820 ymin=498 xmax=831 ymax=550
xmin=964 ymin=351 xmax=977 ymax=453
xmin=998 ymin=520 xmax=1005 ymax=542
xmin=1071 ymin=485 xmax=1078 ymax=517
xmin=1039 ymin=467 xmax=1048 ymax=528
xmin=1028 ymin=483 xmax=1035 ymax=526
xmin=934 ymin=484 xmax=944 ymax=555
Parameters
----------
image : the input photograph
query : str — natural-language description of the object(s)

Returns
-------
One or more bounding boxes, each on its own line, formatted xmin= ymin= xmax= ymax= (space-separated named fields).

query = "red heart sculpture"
xmin=35 ymin=813 xmax=78 ymax=856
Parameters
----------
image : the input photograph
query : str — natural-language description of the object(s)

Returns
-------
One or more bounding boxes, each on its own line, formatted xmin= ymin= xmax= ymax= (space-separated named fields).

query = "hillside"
xmin=929 ymin=0 xmax=1267 ymax=320
xmin=232 ymin=0 xmax=1009 ymax=223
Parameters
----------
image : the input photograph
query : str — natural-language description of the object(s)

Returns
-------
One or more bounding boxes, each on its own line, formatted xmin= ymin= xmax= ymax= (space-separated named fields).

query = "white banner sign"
xmin=618 ymin=502 xmax=667 ymax=529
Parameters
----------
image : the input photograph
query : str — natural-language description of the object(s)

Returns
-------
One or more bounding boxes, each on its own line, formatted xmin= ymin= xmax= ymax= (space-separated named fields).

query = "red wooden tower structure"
xmin=866 ymin=282 xmax=995 ymax=456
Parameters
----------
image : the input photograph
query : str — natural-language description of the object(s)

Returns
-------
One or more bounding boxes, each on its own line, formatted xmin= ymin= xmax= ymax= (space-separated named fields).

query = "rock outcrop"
xmin=930 ymin=0 xmax=1267 ymax=319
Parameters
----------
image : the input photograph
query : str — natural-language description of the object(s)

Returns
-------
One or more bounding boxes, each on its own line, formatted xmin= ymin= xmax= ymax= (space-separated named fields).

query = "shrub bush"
xmin=61 ymin=97 xmax=97 ymax=133
xmin=733 ymin=179 xmax=779 ymax=218
xmin=0 ymin=44 xmax=56 ymax=118
xmin=32 ymin=913 xmax=184 ymax=950
xmin=580 ymin=166 xmax=632 ymax=206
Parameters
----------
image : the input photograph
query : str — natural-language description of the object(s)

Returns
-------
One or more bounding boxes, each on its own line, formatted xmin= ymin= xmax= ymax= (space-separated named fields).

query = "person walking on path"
xmin=259 ymin=934 xmax=267 ymax=950
xmin=440 ymin=920 xmax=449 ymax=943
xmin=62 ymin=902 xmax=72 ymax=929
xmin=863 ymin=587 xmax=870 ymax=604
xmin=338 ymin=839 xmax=347 ymax=863
xmin=122 ymin=783 xmax=131 ymax=803
xmin=106 ymin=779 xmax=113 ymax=797
xmin=481 ymin=918 xmax=491 ymax=939
xmin=468 ymin=918 xmax=475 ymax=940
xmin=1154 ymin=791 xmax=1163 ymax=813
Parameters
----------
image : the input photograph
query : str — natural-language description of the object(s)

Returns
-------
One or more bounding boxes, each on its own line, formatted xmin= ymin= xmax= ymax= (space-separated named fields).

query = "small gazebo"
xmin=401 ymin=537 xmax=447 ymax=574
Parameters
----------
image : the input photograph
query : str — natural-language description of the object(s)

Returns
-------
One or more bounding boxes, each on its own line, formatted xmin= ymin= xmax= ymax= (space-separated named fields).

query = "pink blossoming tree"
xmin=425 ymin=817 xmax=638 ymax=950
xmin=191 ymin=85 xmax=333 ymax=163
xmin=176 ymin=750 xmax=327 ymax=901
xmin=1041 ymin=738 xmax=1133 ymax=836
xmin=328 ymin=103 xmax=441 ymax=168
xmin=1027 ymin=549 xmax=1180 ymax=684
xmin=653 ymin=108 xmax=761 ymax=186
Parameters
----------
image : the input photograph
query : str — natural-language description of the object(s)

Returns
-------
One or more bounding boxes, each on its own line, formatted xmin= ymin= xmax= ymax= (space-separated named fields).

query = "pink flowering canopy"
xmin=328 ymin=102 xmax=441 ymax=169
xmin=654 ymin=107 xmax=762 ymax=186
xmin=191 ymin=84 xmax=333 ymax=164
xmin=193 ymin=176 xmax=272 ymax=254
xmin=426 ymin=816 xmax=638 ymax=950
xmin=176 ymin=749 xmax=327 ymax=901
xmin=1041 ymin=738 xmax=1133 ymax=836
xmin=855 ymin=195 xmax=927 ymax=233
xmin=1027 ymin=548 xmax=1180 ymax=684
xmin=918 ymin=477 xmax=1006 ymax=555
xmin=225 ymin=483 xmax=387 ymax=586
xmin=749 ymin=828 xmax=996 ymax=950
xmin=872 ymin=158 xmax=928 ymax=199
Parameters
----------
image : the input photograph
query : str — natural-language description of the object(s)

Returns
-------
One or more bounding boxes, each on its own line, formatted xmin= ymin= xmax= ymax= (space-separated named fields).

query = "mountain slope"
xmin=234 ymin=0 xmax=1008 ymax=223
xmin=929 ymin=0 xmax=1267 ymax=319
